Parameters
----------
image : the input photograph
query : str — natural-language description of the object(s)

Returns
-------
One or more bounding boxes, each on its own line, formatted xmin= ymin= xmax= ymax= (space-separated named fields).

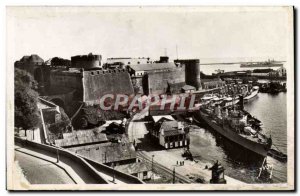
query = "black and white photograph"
xmin=6 ymin=6 xmax=294 ymax=191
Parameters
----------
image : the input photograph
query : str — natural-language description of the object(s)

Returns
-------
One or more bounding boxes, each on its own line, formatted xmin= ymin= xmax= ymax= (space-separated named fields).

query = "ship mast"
xmin=176 ymin=44 xmax=178 ymax=60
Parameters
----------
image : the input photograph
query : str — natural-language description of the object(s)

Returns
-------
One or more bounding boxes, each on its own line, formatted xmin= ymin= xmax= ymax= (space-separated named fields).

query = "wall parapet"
xmin=14 ymin=137 xmax=109 ymax=184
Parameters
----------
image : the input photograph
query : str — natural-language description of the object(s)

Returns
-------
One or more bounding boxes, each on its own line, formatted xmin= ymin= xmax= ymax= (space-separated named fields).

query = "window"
xmin=143 ymin=171 xmax=148 ymax=177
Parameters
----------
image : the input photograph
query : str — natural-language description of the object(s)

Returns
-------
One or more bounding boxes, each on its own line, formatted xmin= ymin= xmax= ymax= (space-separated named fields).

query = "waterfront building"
xmin=201 ymin=78 xmax=226 ymax=90
xmin=251 ymin=69 xmax=273 ymax=77
xmin=277 ymin=67 xmax=287 ymax=77
xmin=149 ymin=115 xmax=189 ymax=149
xmin=269 ymin=67 xmax=287 ymax=77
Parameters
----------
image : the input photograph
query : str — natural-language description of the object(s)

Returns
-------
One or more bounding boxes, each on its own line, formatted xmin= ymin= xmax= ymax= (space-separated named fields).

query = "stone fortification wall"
xmin=71 ymin=54 xmax=102 ymax=69
xmin=49 ymin=70 xmax=83 ymax=95
xmin=83 ymin=69 xmax=134 ymax=103
xmin=144 ymin=67 xmax=185 ymax=95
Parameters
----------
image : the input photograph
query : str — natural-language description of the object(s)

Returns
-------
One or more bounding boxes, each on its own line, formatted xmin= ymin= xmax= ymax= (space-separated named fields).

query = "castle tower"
xmin=174 ymin=59 xmax=201 ymax=90
xmin=71 ymin=53 xmax=102 ymax=69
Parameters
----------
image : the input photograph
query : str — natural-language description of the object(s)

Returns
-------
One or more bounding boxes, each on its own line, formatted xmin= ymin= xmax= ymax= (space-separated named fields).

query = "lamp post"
xmin=173 ymin=167 xmax=176 ymax=184
xmin=151 ymin=155 xmax=155 ymax=179
xmin=56 ymin=149 xmax=59 ymax=163
xmin=112 ymin=163 xmax=115 ymax=183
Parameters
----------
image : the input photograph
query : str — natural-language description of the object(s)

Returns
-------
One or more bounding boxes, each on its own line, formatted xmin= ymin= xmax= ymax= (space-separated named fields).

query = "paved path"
xmin=14 ymin=143 xmax=130 ymax=184
xmin=127 ymin=107 xmax=149 ymax=143
xmin=14 ymin=144 xmax=104 ymax=184
xmin=15 ymin=150 xmax=75 ymax=184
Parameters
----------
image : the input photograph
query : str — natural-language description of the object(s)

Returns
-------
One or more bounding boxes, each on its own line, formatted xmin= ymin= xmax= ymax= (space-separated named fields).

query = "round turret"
xmin=71 ymin=53 xmax=102 ymax=69
xmin=174 ymin=59 xmax=201 ymax=90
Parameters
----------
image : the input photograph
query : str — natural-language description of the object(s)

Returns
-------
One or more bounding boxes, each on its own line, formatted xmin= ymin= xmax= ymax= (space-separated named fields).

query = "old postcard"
xmin=6 ymin=6 xmax=294 ymax=191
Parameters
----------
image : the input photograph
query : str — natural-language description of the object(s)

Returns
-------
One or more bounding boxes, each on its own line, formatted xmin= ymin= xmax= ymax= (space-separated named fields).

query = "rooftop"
xmin=68 ymin=142 xmax=136 ymax=164
xmin=54 ymin=127 xmax=108 ymax=147
xmin=129 ymin=62 xmax=176 ymax=72
xmin=115 ymin=162 xmax=151 ymax=174
xmin=160 ymin=121 xmax=185 ymax=136
xmin=151 ymin=115 xmax=175 ymax=123
xmin=19 ymin=54 xmax=44 ymax=63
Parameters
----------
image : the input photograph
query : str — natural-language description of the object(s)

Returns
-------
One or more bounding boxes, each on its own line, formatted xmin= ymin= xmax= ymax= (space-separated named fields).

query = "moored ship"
xmin=240 ymin=59 xmax=283 ymax=68
xmin=196 ymin=97 xmax=272 ymax=157
xmin=243 ymin=86 xmax=259 ymax=102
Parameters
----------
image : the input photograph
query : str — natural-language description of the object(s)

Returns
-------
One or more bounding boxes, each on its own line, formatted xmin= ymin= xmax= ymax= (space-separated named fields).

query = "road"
xmin=14 ymin=144 xmax=105 ymax=184
xmin=15 ymin=150 xmax=75 ymax=184
xmin=127 ymin=107 xmax=149 ymax=143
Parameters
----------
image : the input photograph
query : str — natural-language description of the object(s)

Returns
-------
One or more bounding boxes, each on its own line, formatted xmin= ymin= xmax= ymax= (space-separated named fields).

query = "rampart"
xmin=83 ymin=69 xmax=134 ymax=104
xmin=71 ymin=54 xmax=102 ymax=69
xmin=143 ymin=67 xmax=185 ymax=95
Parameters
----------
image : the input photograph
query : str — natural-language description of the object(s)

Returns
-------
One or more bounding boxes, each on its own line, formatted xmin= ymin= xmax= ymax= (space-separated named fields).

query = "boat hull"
xmin=197 ymin=111 xmax=269 ymax=157
xmin=244 ymin=89 xmax=259 ymax=102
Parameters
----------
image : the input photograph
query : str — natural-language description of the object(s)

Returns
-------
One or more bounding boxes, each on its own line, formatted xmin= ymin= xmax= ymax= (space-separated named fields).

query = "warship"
xmin=240 ymin=59 xmax=283 ymax=68
xmin=196 ymin=96 xmax=272 ymax=157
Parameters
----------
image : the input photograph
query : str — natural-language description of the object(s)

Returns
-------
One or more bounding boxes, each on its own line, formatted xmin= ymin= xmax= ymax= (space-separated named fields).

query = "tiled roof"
xmin=68 ymin=142 xmax=137 ymax=164
xmin=160 ymin=121 xmax=179 ymax=131
xmin=115 ymin=162 xmax=151 ymax=174
xmin=160 ymin=121 xmax=185 ymax=136
xmin=54 ymin=127 xmax=108 ymax=147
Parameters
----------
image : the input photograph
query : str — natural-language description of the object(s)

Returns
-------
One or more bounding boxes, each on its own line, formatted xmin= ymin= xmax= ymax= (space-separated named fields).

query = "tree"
xmin=15 ymin=68 xmax=41 ymax=137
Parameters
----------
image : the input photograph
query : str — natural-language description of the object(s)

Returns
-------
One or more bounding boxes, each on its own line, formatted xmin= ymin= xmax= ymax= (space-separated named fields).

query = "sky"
xmin=7 ymin=6 xmax=292 ymax=63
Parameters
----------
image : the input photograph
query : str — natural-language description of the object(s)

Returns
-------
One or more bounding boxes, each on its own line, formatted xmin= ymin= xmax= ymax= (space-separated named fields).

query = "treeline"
xmin=15 ymin=68 xmax=41 ymax=136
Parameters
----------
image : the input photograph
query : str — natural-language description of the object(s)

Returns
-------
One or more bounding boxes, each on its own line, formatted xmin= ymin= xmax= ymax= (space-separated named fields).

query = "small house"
xmin=149 ymin=115 xmax=189 ymax=149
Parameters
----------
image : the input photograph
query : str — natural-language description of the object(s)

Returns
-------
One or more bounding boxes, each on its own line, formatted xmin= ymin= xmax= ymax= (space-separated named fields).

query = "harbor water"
xmin=189 ymin=63 xmax=287 ymax=183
